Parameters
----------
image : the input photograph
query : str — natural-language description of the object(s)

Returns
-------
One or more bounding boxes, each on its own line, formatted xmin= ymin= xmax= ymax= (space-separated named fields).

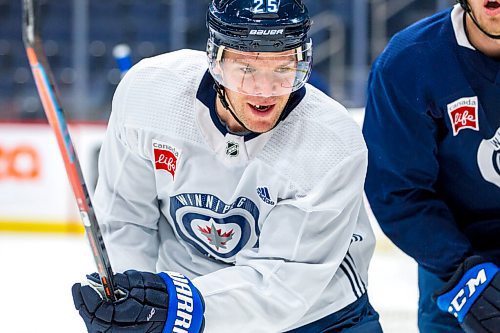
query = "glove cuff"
xmin=435 ymin=262 xmax=498 ymax=323
xmin=158 ymin=271 xmax=204 ymax=333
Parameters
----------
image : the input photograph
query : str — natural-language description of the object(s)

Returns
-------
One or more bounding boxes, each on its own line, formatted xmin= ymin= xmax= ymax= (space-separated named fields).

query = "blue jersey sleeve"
xmin=363 ymin=55 xmax=473 ymax=278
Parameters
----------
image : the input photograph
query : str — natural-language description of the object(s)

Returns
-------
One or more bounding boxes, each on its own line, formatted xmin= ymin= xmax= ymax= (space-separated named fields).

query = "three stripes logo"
xmin=256 ymin=187 xmax=275 ymax=205
xmin=339 ymin=252 xmax=366 ymax=299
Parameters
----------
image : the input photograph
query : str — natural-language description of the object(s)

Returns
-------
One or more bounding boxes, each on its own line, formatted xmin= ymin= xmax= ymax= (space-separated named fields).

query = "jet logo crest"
xmin=198 ymin=221 xmax=235 ymax=250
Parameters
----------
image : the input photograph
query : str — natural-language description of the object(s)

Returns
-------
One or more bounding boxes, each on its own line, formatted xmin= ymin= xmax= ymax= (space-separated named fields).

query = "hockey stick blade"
xmin=22 ymin=0 xmax=116 ymax=302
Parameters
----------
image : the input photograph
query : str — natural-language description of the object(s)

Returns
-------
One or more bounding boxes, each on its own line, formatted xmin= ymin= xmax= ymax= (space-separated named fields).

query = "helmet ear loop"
xmin=211 ymin=43 xmax=226 ymax=77
xmin=289 ymin=42 xmax=312 ymax=91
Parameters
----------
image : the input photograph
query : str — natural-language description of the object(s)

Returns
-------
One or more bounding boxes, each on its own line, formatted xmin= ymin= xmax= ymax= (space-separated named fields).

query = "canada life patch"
xmin=447 ymin=97 xmax=479 ymax=136
xmin=152 ymin=140 xmax=180 ymax=178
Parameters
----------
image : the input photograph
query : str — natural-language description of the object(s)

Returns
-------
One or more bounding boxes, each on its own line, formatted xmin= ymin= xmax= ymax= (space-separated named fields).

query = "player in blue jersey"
xmin=363 ymin=0 xmax=499 ymax=332
xmin=70 ymin=1 xmax=383 ymax=332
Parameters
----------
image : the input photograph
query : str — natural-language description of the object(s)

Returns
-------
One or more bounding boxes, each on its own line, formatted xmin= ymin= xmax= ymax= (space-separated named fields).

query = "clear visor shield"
xmin=207 ymin=40 xmax=313 ymax=97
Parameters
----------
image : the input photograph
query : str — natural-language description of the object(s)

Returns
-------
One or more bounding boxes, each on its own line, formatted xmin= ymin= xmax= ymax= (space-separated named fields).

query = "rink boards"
xmin=0 ymin=109 xmax=365 ymax=233
xmin=0 ymin=121 xmax=105 ymax=233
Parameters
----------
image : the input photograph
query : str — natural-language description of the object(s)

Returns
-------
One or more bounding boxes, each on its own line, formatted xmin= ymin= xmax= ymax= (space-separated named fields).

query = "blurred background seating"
xmin=0 ymin=0 xmax=455 ymax=121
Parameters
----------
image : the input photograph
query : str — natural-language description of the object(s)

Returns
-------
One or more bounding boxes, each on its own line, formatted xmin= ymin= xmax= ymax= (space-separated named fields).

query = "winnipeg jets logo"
xmin=477 ymin=127 xmax=500 ymax=188
xmin=447 ymin=97 xmax=479 ymax=136
xmin=198 ymin=221 xmax=235 ymax=250
xmin=170 ymin=193 xmax=260 ymax=262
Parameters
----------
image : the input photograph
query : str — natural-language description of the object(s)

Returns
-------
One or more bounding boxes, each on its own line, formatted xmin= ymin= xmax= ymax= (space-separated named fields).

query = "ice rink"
xmin=0 ymin=223 xmax=418 ymax=333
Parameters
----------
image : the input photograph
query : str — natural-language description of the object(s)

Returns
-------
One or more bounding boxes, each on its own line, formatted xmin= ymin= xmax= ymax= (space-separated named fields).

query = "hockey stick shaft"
xmin=22 ymin=0 xmax=116 ymax=302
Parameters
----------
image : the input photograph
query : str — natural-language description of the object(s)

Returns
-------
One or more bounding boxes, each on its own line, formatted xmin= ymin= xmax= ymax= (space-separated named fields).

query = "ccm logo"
xmin=449 ymin=269 xmax=487 ymax=314
xmin=249 ymin=29 xmax=284 ymax=35
xmin=0 ymin=145 xmax=41 ymax=180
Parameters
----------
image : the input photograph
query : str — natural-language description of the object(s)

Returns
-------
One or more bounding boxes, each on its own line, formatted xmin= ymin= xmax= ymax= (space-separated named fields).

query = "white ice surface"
xmin=0 ymin=232 xmax=418 ymax=333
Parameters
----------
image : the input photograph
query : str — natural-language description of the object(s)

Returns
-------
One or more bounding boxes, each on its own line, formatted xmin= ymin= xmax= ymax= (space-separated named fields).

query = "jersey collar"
xmin=451 ymin=4 xmax=475 ymax=50
xmin=450 ymin=5 xmax=500 ymax=84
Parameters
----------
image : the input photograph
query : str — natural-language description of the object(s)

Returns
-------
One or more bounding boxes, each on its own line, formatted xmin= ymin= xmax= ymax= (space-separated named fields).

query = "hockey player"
xmin=71 ymin=1 xmax=382 ymax=332
xmin=363 ymin=0 xmax=499 ymax=332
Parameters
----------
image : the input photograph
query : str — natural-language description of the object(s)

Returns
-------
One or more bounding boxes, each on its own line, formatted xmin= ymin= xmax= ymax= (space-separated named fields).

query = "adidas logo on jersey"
xmin=257 ymin=187 xmax=275 ymax=205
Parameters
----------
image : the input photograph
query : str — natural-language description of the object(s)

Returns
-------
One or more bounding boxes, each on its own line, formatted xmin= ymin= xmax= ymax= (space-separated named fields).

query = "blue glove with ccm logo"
xmin=72 ymin=270 xmax=205 ymax=333
xmin=433 ymin=256 xmax=499 ymax=333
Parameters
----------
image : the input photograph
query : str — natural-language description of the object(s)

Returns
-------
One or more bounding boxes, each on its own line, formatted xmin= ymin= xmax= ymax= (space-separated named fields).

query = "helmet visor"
xmin=207 ymin=40 xmax=312 ymax=97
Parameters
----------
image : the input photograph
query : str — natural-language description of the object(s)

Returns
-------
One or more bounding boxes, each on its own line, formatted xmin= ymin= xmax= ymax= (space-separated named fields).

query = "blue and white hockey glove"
xmin=72 ymin=270 xmax=205 ymax=333
xmin=433 ymin=256 xmax=499 ymax=333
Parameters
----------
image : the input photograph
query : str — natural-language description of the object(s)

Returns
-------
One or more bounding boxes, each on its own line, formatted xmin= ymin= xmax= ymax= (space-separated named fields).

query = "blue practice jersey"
xmin=363 ymin=5 xmax=500 ymax=278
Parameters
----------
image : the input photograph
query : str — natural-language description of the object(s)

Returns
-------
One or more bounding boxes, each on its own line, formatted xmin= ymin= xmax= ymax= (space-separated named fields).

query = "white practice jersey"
xmin=94 ymin=49 xmax=376 ymax=332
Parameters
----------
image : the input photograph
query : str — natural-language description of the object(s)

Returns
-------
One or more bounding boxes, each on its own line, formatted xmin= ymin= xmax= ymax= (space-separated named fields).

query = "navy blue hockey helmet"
xmin=206 ymin=0 xmax=313 ymax=97
xmin=207 ymin=0 xmax=311 ymax=52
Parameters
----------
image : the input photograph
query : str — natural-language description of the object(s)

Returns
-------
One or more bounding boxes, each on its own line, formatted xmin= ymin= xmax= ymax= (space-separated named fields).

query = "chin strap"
xmin=462 ymin=2 xmax=500 ymax=40
xmin=214 ymin=82 xmax=250 ymax=132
